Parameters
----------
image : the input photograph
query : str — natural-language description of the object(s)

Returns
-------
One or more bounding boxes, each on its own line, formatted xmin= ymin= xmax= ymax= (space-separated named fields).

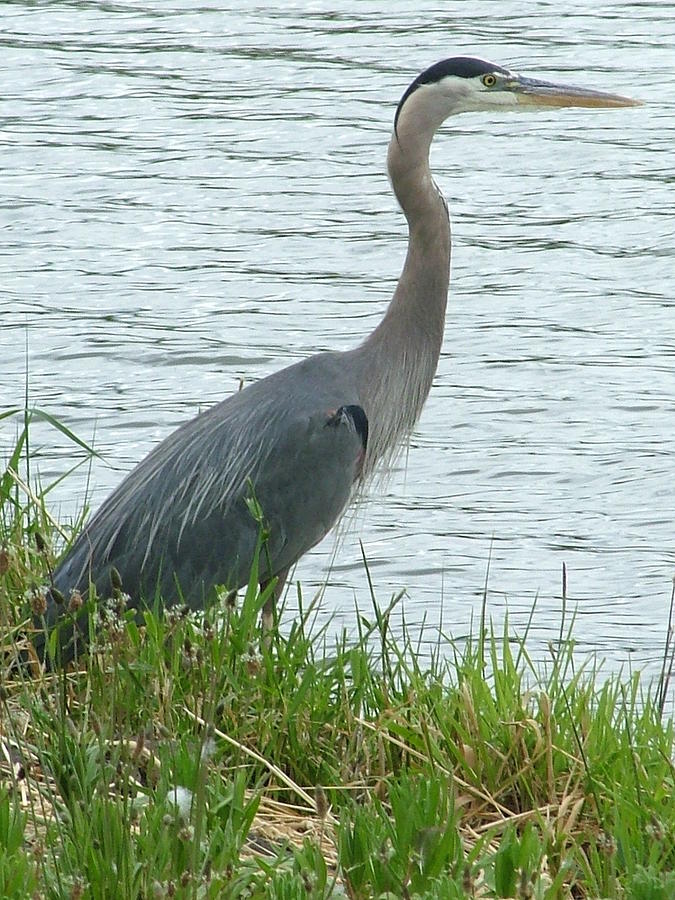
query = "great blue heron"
xmin=37 ymin=56 xmax=638 ymax=663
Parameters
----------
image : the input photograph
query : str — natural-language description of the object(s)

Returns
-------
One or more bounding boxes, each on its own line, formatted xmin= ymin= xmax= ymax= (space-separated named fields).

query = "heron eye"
xmin=482 ymin=74 xmax=497 ymax=87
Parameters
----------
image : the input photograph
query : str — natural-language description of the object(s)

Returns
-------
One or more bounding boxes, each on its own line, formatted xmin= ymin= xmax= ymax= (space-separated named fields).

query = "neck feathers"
xmin=355 ymin=99 xmax=451 ymax=476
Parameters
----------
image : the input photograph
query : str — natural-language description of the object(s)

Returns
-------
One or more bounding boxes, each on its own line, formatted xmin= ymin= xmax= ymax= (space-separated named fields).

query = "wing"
xmin=159 ymin=402 xmax=368 ymax=607
xmin=43 ymin=352 xmax=365 ymax=645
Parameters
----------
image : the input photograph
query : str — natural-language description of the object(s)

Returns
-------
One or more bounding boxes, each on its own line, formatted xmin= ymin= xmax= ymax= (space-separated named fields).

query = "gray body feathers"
xmin=44 ymin=352 xmax=366 ymax=649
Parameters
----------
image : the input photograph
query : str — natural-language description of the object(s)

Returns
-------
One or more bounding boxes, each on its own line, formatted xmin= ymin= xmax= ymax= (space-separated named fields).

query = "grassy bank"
xmin=1 ymin=411 xmax=674 ymax=898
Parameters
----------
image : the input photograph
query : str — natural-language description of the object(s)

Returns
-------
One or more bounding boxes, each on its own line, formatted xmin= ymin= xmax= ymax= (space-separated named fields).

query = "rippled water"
xmin=2 ymin=2 xmax=674 ymax=685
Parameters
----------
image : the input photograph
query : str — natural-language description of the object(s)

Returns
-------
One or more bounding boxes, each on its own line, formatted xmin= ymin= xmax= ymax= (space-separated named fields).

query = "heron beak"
xmin=512 ymin=75 xmax=642 ymax=109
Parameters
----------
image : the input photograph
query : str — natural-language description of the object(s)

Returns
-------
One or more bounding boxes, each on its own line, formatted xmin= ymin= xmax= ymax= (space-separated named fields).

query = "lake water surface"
xmin=2 ymin=2 xmax=674 ymax=687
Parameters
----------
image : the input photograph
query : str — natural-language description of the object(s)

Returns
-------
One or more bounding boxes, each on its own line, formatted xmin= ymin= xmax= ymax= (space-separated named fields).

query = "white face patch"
xmin=394 ymin=64 xmax=533 ymax=144
xmin=434 ymin=73 xmax=521 ymax=114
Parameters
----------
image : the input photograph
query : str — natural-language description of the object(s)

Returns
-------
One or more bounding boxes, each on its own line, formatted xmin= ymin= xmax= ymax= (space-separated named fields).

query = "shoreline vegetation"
xmin=1 ymin=409 xmax=674 ymax=898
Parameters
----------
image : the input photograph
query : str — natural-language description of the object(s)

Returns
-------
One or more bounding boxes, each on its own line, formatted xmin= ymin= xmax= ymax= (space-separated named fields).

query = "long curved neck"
xmin=354 ymin=104 xmax=451 ymax=475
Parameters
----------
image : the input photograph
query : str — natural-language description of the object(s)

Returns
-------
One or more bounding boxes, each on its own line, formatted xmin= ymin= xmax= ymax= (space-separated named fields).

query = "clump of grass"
xmin=0 ymin=405 xmax=97 ymax=661
xmin=2 ymin=408 xmax=675 ymax=898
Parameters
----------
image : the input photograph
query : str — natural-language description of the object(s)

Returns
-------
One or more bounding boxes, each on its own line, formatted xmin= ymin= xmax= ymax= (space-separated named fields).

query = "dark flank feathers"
xmin=326 ymin=405 xmax=369 ymax=451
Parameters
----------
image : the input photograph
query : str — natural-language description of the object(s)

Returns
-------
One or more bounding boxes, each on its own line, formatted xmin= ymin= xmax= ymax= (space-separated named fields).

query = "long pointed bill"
xmin=513 ymin=75 xmax=641 ymax=109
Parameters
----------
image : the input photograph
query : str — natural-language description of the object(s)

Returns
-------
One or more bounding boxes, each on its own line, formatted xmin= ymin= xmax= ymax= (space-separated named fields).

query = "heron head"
xmin=394 ymin=56 xmax=641 ymax=137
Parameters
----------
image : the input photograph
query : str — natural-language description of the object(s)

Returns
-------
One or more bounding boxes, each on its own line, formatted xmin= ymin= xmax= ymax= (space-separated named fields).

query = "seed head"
xmin=245 ymin=656 xmax=261 ymax=676
xmin=70 ymin=878 xmax=86 ymax=900
xmin=68 ymin=590 xmax=83 ymax=613
xmin=178 ymin=824 xmax=194 ymax=843
xmin=28 ymin=587 xmax=48 ymax=618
